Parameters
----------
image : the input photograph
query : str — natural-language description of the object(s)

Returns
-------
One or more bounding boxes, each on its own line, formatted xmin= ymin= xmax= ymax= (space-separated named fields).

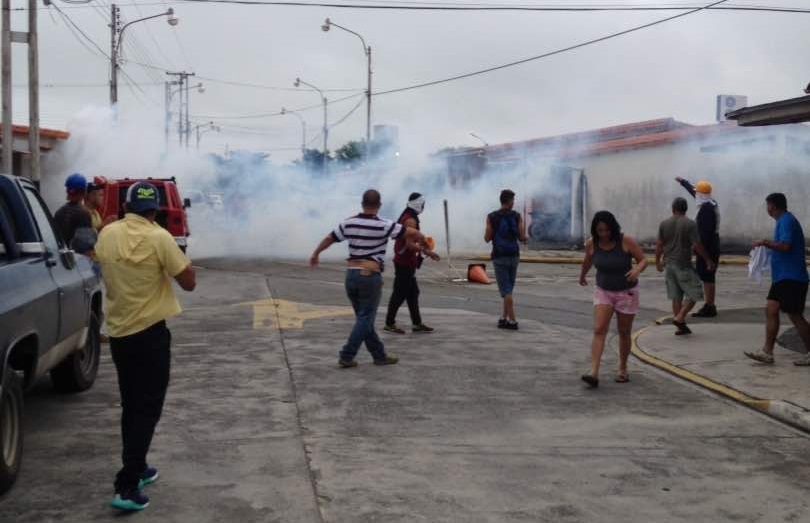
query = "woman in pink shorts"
xmin=579 ymin=211 xmax=648 ymax=387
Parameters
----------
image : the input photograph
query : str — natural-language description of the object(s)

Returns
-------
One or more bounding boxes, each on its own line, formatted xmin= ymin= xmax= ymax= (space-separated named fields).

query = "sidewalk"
xmin=633 ymin=315 xmax=810 ymax=433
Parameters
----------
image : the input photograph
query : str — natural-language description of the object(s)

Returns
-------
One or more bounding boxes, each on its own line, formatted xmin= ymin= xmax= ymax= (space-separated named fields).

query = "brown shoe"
xmin=338 ymin=359 xmax=358 ymax=368
xmin=373 ymin=355 xmax=399 ymax=366
xmin=384 ymin=324 xmax=406 ymax=334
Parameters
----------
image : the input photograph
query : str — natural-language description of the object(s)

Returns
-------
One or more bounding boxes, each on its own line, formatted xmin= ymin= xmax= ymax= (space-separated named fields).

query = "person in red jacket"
xmin=384 ymin=193 xmax=440 ymax=334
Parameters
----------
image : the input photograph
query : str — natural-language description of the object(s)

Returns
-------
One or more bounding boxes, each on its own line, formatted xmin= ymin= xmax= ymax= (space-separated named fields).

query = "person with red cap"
xmin=676 ymin=177 xmax=720 ymax=317
xmin=53 ymin=173 xmax=92 ymax=247
xmin=85 ymin=176 xmax=107 ymax=232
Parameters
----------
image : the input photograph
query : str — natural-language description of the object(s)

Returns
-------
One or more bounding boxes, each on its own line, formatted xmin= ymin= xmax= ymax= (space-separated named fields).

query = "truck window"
xmin=0 ymin=208 xmax=9 ymax=263
xmin=0 ymin=190 xmax=20 ymax=243
xmin=22 ymin=187 xmax=62 ymax=254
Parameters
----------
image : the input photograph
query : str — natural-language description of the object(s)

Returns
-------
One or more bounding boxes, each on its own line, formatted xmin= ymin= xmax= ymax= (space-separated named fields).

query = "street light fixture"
xmin=470 ymin=132 xmax=489 ymax=147
xmin=321 ymin=18 xmax=373 ymax=152
xmin=294 ymin=77 xmax=328 ymax=175
xmin=195 ymin=121 xmax=220 ymax=150
xmin=110 ymin=4 xmax=178 ymax=105
xmin=281 ymin=107 xmax=307 ymax=161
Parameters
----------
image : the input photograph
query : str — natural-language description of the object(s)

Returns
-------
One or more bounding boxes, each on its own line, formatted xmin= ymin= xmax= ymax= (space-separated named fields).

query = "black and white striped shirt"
xmin=331 ymin=213 xmax=405 ymax=270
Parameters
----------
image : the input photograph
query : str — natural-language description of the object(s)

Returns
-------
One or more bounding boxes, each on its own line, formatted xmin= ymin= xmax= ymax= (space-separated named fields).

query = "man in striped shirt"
xmin=311 ymin=189 xmax=427 ymax=368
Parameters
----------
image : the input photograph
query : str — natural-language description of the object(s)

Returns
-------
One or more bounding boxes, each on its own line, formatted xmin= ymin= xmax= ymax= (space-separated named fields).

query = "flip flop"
xmin=581 ymin=374 xmax=599 ymax=388
xmin=615 ymin=372 xmax=630 ymax=383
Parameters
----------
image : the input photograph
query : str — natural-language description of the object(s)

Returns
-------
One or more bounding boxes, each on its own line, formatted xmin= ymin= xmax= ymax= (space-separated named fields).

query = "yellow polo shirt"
xmin=87 ymin=207 xmax=103 ymax=231
xmin=96 ymin=213 xmax=191 ymax=338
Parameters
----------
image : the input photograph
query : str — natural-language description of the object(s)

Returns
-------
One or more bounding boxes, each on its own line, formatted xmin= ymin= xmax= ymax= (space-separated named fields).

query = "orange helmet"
xmin=695 ymin=180 xmax=713 ymax=195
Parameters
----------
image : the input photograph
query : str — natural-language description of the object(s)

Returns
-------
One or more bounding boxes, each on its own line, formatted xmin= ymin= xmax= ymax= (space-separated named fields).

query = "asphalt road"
xmin=2 ymin=258 xmax=808 ymax=522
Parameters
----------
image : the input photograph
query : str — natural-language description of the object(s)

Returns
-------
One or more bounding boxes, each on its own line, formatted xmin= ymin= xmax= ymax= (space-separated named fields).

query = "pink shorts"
xmin=594 ymin=286 xmax=640 ymax=315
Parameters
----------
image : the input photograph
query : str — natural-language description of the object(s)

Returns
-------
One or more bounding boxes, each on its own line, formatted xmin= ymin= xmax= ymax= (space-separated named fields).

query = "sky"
xmin=8 ymin=0 xmax=810 ymax=162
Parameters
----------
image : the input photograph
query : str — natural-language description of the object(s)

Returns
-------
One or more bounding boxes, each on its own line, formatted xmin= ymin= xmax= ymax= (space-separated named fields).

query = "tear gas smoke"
xmin=44 ymin=107 xmax=810 ymax=260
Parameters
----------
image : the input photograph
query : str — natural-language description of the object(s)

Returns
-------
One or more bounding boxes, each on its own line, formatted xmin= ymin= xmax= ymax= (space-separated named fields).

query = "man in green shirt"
xmin=656 ymin=197 xmax=716 ymax=335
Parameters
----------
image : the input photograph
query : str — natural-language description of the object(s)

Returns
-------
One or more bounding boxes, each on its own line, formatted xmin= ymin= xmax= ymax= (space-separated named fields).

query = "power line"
xmin=44 ymin=1 xmax=810 ymax=13
xmin=191 ymin=93 xmax=363 ymax=120
xmin=47 ymin=2 xmax=160 ymax=107
xmin=196 ymin=75 xmax=364 ymax=93
xmin=373 ymin=0 xmax=731 ymax=96
xmin=329 ymin=96 xmax=364 ymax=129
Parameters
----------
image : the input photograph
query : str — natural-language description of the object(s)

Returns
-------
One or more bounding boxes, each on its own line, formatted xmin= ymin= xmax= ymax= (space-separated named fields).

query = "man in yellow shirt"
xmin=95 ymin=181 xmax=196 ymax=511
xmin=85 ymin=176 xmax=106 ymax=232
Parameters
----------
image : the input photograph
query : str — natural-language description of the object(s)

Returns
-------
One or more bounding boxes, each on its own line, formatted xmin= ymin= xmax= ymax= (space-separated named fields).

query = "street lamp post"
xmin=322 ymin=18 xmax=372 ymax=154
xmin=295 ymin=77 xmax=328 ymax=175
xmin=195 ymin=121 xmax=220 ymax=150
xmin=110 ymin=4 xmax=178 ymax=106
xmin=281 ymin=107 xmax=307 ymax=160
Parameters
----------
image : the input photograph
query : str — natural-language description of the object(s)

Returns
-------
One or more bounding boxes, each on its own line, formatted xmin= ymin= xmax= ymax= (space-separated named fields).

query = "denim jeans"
xmin=341 ymin=269 xmax=386 ymax=362
xmin=493 ymin=256 xmax=519 ymax=298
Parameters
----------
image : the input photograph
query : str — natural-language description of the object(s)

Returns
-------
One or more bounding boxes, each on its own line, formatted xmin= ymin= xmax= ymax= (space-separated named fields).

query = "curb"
xmin=631 ymin=324 xmax=810 ymax=434
xmin=470 ymin=256 xmax=754 ymax=265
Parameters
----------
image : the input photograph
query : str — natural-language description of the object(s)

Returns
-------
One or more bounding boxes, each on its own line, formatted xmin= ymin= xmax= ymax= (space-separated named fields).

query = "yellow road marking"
xmin=631 ymin=326 xmax=770 ymax=411
xmin=241 ymin=298 xmax=353 ymax=330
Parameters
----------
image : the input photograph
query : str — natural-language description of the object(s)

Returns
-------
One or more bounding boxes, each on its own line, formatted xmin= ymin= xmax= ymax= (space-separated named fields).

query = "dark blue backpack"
xmin=492 ymin=211 xmax=520 ymax=257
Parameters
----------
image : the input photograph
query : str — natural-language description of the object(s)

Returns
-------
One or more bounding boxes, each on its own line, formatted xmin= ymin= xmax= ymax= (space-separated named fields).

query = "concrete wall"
xmin=552 ymin=128 xmax=810 ymax=248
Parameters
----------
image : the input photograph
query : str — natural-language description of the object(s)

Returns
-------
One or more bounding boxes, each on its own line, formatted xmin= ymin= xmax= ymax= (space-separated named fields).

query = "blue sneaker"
xmin=111 ymin=489 xmax=150 ymax=511
xmin=138 ymin=467 xmax=159 ymax=489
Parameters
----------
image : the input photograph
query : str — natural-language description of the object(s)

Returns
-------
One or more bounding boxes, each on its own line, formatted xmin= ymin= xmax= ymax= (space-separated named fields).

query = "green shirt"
xmin=658 ymin=215 xmax=699 ymax=268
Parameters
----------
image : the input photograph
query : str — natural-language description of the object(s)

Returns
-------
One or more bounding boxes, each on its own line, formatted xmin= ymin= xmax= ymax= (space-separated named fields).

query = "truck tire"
xmin=0 ymin=365 xmax=23 ymax=495
xmin=51 ymin=311 xmax=101 ymax=393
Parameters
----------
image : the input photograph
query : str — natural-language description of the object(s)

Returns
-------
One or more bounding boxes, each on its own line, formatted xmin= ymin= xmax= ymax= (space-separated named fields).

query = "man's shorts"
xmin=493 ymin=256 xmax=519 ymax=298
xmin=594 ymin=286 xmax=640 ymax=315
xmin=665 ymin=264 xmax=704 ymax=303
xmin=696 ymin=250 xmax=719 ymax=284
xmin=767 ymin=280 xmax=809 ymax=314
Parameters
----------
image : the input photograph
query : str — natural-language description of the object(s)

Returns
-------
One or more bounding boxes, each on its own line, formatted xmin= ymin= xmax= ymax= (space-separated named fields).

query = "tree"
xmin=301 ymin=148 xmax=330 ymax=171
xmin=334 ymin=141 xmax=366 ymax=166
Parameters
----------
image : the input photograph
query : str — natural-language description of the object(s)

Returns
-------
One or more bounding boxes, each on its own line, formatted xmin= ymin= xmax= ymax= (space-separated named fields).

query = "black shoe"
xmin=503 ymin=321 xmax=519 ymax=331
xmin=673 ymin=321 xmax=692 ymax=335
xmin=692 ymin=304 xmax=717 ymax=318
xmin=497 ymin=319 xmax=508 ymax=329
xmin=581 ymin=374 xmax=599 ymax=388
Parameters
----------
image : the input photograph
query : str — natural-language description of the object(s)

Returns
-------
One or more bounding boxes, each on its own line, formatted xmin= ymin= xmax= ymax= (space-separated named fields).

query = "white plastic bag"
xmin=748 ymin=246 xmax=770 ymax=284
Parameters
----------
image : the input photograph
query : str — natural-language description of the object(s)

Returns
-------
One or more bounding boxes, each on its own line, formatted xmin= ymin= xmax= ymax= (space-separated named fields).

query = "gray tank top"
xmin=594 ymin=235 xmax=636 ymax=291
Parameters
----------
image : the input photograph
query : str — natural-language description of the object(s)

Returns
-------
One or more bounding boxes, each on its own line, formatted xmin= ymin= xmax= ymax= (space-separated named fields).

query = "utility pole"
xmin=28 ymin=0 xmax=39 ymax=181
xmin=366 ymin=45 xmax=372 ymax=151
xmin=109 ymin=3 xmax=120 ymax=106
xmin=2 ymin=0 xmax=12 ymax=175
xmin=2 ymin=0 xmax=40 ymax=179
xmin=166 ymin=71 xmax=194 ymax=148
xmin=184 ymin=74 xmax=190 ymax=148
xmin=164 ymin=81 xmax=170 ymax=148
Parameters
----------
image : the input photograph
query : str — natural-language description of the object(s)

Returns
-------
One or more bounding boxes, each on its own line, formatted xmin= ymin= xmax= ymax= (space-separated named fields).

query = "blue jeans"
xmin=341 ymin=270 xmax=386 ymax=362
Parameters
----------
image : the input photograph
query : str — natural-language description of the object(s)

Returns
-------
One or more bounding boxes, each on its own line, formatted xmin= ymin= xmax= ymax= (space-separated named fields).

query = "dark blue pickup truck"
xmin=0 ymin=174 xmax=102 ymax=494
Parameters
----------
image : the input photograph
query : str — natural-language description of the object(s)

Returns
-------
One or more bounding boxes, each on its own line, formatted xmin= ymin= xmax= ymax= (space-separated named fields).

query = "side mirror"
xmin=183 ymin=198 xmax=192 ymax=209
xmin=71 ymin=227 xmax=98 ymax=256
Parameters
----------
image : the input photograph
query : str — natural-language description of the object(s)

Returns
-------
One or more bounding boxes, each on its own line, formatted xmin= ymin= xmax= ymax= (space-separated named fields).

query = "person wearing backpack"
xmin=485 ymin=189 xmax=527 ymax=330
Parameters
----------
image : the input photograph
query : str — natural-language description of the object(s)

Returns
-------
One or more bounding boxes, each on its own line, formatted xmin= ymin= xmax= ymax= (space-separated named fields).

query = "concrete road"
xmin=1 ymin=259 xmax=808 ymax=522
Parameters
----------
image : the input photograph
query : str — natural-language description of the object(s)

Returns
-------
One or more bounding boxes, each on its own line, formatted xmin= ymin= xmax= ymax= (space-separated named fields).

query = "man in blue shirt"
xmin=745 ymin=193 xmax=810 ymax=366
